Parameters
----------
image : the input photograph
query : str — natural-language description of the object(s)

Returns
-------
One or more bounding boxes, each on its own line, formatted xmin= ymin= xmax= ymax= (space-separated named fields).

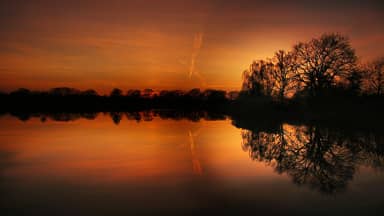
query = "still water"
xmin=0 ymin=112 xmax=383 ymax=215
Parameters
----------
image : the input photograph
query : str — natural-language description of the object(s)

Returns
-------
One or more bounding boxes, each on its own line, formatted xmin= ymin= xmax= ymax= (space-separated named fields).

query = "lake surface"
xmin=0 ymin=113 xmax=383 ymax=215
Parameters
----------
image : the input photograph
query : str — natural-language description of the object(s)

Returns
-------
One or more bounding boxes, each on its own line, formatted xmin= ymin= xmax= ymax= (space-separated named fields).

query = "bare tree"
xmin=365 ymin=58 xmax=384 ymax=95
xmin=292 ymin=33 xmax=357 ymax=96
xmin=242 ymin=60 xmax=275 ymax=97
xmin=272 ymin=50 xmax=296 ymax=100
xmin=242 ymin=52 xmax=295 ymax=100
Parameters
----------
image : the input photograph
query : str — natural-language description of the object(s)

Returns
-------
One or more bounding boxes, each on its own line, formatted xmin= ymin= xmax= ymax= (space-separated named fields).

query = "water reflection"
xmin=0 ymin=112 xmax=384 ymax=215
xmin=3 ymin=110 xmax=226 ymax=124
xmin=241 ymin=124 xmax=384 ymax=194
xmin=1 ymin=110 xmax=384 ymax=195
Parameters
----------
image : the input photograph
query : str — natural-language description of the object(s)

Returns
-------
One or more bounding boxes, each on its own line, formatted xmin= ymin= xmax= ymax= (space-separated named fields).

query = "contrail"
xmin=189 ymin=32 xmax=204 ymax=79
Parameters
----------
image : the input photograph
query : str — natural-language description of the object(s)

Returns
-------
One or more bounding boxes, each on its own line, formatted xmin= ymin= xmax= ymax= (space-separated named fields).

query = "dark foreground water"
xmin=0 ymin=113 xmax=383 ymax=215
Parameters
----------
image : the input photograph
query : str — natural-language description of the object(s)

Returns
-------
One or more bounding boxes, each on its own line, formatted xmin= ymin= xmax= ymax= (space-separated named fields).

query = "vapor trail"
xmin=189 ymin=32 xmax=204 ymax=78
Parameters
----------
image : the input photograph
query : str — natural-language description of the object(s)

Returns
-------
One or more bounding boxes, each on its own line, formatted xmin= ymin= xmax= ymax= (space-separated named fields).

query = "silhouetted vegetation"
xmin=236 ymin=33 xmax=383 ymax=122
xmin=232 ymin=34 xmax=384 ymax=194
xmin=239 ymin=121 xmax=384 ymax=194
xmin=241 ymin=33 xmax=383 ymax=99
xmin=363 ymin=57 xmax=384 ymax=95
xmin=0 ymin=87 xmax=230 ymax=113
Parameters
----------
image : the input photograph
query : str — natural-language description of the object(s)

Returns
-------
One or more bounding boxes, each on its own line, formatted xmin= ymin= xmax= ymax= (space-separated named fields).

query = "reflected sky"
xmin=0 ymin=115 xmax=276 ymax=183
xmin=0 ymin=114 xmax=384 ymax=215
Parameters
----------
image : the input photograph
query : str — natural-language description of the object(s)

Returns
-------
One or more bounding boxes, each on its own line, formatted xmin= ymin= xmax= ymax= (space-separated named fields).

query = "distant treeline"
xmin=0 ymin=87 xmax=231 ymax=112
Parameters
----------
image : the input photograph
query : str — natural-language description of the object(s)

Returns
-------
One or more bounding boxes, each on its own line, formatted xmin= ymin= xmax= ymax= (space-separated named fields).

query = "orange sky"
xmin=0 ymin=0 xmax=383 ymax=93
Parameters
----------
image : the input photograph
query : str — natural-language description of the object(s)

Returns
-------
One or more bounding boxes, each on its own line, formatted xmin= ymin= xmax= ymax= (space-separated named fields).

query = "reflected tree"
xmin=49 ymin=113 xmax=82 ymax=121
xmin=242 ymin=124 xmax=361 ymax=194
xmin=7 ymin=110 xmax=228 ymax=123
xmin=142 ymin=111 xmax=154 ymax=121
xmin=110 ymin=112 xmax=123 ymax=124
xmin=125 ymin=112 xmax=141 ymax=122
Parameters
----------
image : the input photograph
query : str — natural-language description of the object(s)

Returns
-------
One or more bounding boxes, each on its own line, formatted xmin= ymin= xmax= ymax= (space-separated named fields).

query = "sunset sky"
xmin=0 ymin=0 xmax=383 ymax=93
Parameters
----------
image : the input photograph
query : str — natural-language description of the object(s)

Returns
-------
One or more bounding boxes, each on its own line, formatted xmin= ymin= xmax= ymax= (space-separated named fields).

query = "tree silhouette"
xmin=187 ymin=88 xmax=202 ymax=98
xmin=241 ymin=51 xmax=296 ymax=100
xmin=346 ymin=68 xmax=363 ymax=95
xmin=142 ymin=88 xmax=154 ymax=98
xmin=9 ymin=88 xmax=31 ymax=97
xmin=292 ymin=33 xmax=357 ymax=97
xmin=272 ymin=50 xmax=296 ymax=100
xmin=110 ymin=88 xmax=123 ymax=97
xmin=203 ymin=89 xmax=227 ymax=102
xmin=364 ymin=57 xmax=384 ymax=95
xmin=81 ymin=89 xmax=98 ymax=96
xmin=240 ymin=33 xmax=384 ymax=99
xmin=126 ymin=89 xmax=141 ymax=98
xmin=49 ymin=87 xmax=81 ymax=96
xmin=242 ymin=60 xmax=275 ymax=97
